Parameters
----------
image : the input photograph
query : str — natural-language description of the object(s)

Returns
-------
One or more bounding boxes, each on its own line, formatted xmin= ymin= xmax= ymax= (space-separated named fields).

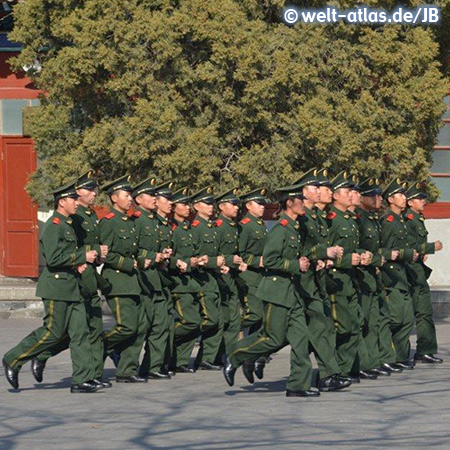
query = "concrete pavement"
xmin=1 ymin=317 xmax=450 ymax=450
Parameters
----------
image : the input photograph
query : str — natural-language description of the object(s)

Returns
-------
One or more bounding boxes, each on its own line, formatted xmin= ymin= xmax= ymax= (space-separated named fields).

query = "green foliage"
xmin=10 ymin=0 xmax=450 ymax=205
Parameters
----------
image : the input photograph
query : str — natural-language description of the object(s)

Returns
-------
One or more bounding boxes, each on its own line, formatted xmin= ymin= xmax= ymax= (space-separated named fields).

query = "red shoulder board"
xmin=327 ymin=212 xmax=337 ymax=220
xmin=192 ymin=220 xmax=200 ymax=227
xmin=171 ymin=223 xmax=178 ymax=231
xmin=133 ymin=211 xmax=141 ymax=218
xmin=215 ymin=219 xmax=223 ymax=227
xmin=280 ymin=219 xmax=289 ymax=227
xmin=387 ymin=215 xmax=394 ymax=222
xmin=407 ymin=213 xmax=414 ymax=221
xmin=105 ymin=212 xmax=115 ymax=220
xmin=52 ymin=217 xmax=61 ymax=225
xmin=240 ymin=217 xmax=251 ymax=225
xmin=356 ymin=213 xmax=362 ymax=219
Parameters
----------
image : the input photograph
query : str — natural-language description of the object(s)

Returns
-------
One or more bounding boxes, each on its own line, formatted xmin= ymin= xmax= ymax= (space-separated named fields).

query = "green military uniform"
xmin=404 ymin=183 xmax=438 ymax=358
xmin=169 ymin=188 xmax=202 ymax=369
xmin=190 ymin=187 xmax=224 ymax=369
xmin=228 ymin=185 xmax=313 ymax=394
xmin=3 ymin=183 xmax=94 ymax=388
xmin=36 ymin=171 xmax=107 ymax=381
xmin=132 ymin=179 xmax=172 ymax=377
xmin=325 ymin=172 xmax=361 ymax=376
xmin=380 ymin=178 xmax=415 ymax=363
xmin=214 ymin=189 xmax=243 ymax=362
xmin=295 ymin=169 xmax=342 ymax=382
xmin=237 ymin=189 xmax=268 ymax=334
xmin=100 ymin=176 xmax=147 ymax=379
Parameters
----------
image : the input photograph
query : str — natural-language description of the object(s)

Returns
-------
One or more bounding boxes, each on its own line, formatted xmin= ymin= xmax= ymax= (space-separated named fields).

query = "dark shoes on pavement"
xmin=382 ymin=363 xmax=403 ymax=373
xmin=286 ymin=389 xmax=320 ymax=398
xmin=31 ymin=358 xmax=46 ymax=383
xmin=71 ymin=380 xmax=104 ymax=393
xmin=318 ymin=374 xmax=352 ymax=392
xmin=3 ymin=358 xmax=19 ymax=390
xmin=223 ymin=356 xmax=237 ymax=387
xmin=242 ymin=360 xmax=255 ymax=384
xmin=414 ymin=354 xmax=443 ymax=364
xmin=116 ymin=375 xmax=148 ymax=383
xmin=197 ymin=361 xmax=222 ymax=371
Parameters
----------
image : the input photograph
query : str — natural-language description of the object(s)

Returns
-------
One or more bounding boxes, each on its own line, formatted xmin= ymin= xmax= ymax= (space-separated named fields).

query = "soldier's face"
xmin=389 ymin=192 xmax=406 ymax=210
xmin=174 ymin=202 xmax=191 ymax=219
xmin=303 ymin=185 xmax=320 ymax=203
xmin=290 ymin=197 xmax=305 ymax=216
xmin=375 ymin=194 xmax=383 ymax=210
xmin=319 ymin=186 xmax=332 ymax=204
xmin=333 ymin=188 xmax=352 ymax=209
xmin=246 ymin=201 xmax=265 ymax=218
xmin=351 ymin=190 xmax=361 ymax=207
xmin=112 ymin=190 xmax=133 ymax=212
xmin=136 ymin=193 xmax=157 ymax=211
xmin=219 ymin=202 xmax=239 ymax=219
xmin=361 ymin=195 xmax=376 ymax=210
xmin=76 ymin=188 xmax=97 ymax=207
xmin=156 ymin=196 xmax=173 ymax=215
xmin=408 ymin=198 xmax=426 ymax=212
xmin=194 ymin=201 xmax=214 ymax=218
xmin=60 ymin=197 xmax=79 ymax=215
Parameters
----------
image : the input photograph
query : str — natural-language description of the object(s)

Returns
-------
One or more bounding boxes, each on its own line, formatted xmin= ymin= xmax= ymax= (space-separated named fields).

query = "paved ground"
xmin=1 ymin=318 xmax=450 ymax=450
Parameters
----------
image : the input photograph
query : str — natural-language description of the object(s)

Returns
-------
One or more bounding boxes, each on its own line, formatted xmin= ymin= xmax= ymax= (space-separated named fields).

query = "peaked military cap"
xmin=191 ymin=186 xmax=215 ymax=204
xmin=406 ymin=181 xmax=427 ymax=200
xmin=75 ymin=170 xmax=98 ymax=190
xmin=216 ymin=187 xmax=240 ymax=205
xmin=348 ymin=174 xmax=361 ymax=191
xmin=172 ymin=187 xmax=191 ymax=204
xmin=359 ymin=177 xmax=382 ymax=196
xmin=154 ymin=181 xmax=174 ymax=198
xmin=316 ymin=169 xmax=332 ymax=188
xmin=240 ymin=188 xmax=268 ymax=204
xmin=292 ymin=168 xmax=320 ymax=188
xmin=132 ymin=177 xmax=157 ymax=198
xmin=52 ymin=181 xmax=79 ymax=201
xmin=331 ymin=171 xmax=354 ymax=191
xmin=276 ymin=183 xmax=305 ymax=200
xmin=102 ymin=175 xmax=133 ymax=195
xmin=382 ymin=177 xmax=408 ymax=199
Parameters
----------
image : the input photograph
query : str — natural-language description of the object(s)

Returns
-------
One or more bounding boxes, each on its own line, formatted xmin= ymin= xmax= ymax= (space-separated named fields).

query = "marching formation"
xmin=2 ymin=168 xmax=444 ymax=396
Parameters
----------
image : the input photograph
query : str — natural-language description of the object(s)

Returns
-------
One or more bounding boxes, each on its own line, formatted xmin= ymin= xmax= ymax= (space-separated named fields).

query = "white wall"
xmin=424 ymin=219 xmax=450 ymax=288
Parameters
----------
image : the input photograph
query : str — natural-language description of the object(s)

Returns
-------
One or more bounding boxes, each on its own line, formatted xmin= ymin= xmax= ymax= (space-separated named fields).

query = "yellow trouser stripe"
xmin=230 ymin=336 xmax=269 ymax=357
xmin=105 ymin=297 xmax=122 ymax=338
xmin=264 ymin=303 xmax=273 ymax=335
xmin=330 ymin=295 xmax=338 ymax=329
xmin=198 ymin=292 xmax=209 ymax=327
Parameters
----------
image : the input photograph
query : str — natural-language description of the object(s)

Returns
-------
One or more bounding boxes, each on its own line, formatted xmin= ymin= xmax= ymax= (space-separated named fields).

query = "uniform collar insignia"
xmin=66 ymin=218 xmax=73 ymax=225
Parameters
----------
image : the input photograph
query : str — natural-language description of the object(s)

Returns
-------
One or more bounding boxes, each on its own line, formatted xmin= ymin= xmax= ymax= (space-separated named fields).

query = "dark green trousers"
xmin=4 ymin=299 xmax=94 ymax=385
xmin=357 ymin=292 xmax=380 ymax=371
xmin=411 ymin=282 xmax=438 ymax=356
xmin=386 ymin=288 xmax=414 ymax=362
xmin=36 ymin=294 xmax=105 ymax=379
xmin=139 ymin=292 xmax=172 ymax=375
xmin=194 ymin=290 xmax=224 ymax=367
xmin=377 ymin=289 xmax=396 ymax=365
xmin=240 ymin=284 xmax=264 ymax=334
xmin=304 ymin=296 xmax=341 ymax=380
xmin=230 ymin=300 xmax=312 ymax=392
xmin=105 ymin=295 xmax=147 ymax=377
xmin=329 ymin=293 xmax=360 ymax=376
xmin=172 ymin=292 xmax=202 ymax=367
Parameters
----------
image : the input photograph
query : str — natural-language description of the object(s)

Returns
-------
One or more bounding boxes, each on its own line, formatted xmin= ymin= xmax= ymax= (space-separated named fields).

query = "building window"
xmin=0 ymin=98 xmax=40 ymax=135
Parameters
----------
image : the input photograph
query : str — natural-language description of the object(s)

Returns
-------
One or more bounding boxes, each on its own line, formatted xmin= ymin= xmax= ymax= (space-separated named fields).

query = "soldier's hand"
xmin=133 ymin=259 xmax=138 ymax=268
xmin=77 ymin=263 xmax=87 ymax=274
xmin=335 ymin=246 xmax=344 ymax=258
xmin=423 ymin=255 xmax=428 ymax=262
xmin=412 ymin=250 xmax=419 ymax=262
xmin=177 ymin=259 xmax=188 ymax=273
xmin=326 ymin=259 xmax=334 ymax=268
xmin=190 ymin=257 xmax=199 ymax=268
xmin=144 ymin=259 xmax=152 ymax=269
xmin=351 ymin=253 xmax=361 ymax=265
xmin=259 ymin=256 xmax=264 ymax=267
xmin=316 ymin=260 xmax=325 ymax=271
xmin=155 ymin=253 xmax=164 ymax=263
xmin=197 ymin=255 xmax=209 ymax=266
xmin=239 ymin=263 xmax=248 ymax=272
xmin=220 ymin=265 xmax=230 ymax=274
xmin=162 ymin=248 xmax=173 ymax=259
xmin=217 ymin=256 xmax=225 ymax=267
xmin=299 ymin=256 xmax=310 ymax=272
xmin=233 ymin=255 xmax=243 ymax=265
xmin=391 ymin=250 xmax=400 ymax=261
xmin=360 ymin=251 xmax=372 ymax=266
xmin=435 ymin=240 xmax=443 ymax=251
xmin=381 ymin=256 xmax=386 ymax=266
xmin=86 ymin=250 xmax=98 ymax=263
xmin=100 ymin=245 xmax=108 ymax=258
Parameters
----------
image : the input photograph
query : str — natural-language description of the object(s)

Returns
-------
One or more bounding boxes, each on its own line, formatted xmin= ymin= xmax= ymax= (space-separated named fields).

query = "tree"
xmin=9 ymin=0 xmax=450 ymax=205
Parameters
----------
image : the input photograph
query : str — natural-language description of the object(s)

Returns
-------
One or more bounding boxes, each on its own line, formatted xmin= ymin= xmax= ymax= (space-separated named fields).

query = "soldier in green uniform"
xmin=100 ymin=176 xmax=148 ymax=383
xmin=404 ymin=182 xmax=443 ymax=364
xmin=132 ymin=179 xmax=173 ymax=379
xmin=356 ymin=177 xmax=400 ymax=374
xmin=169 ymin=188 xmax=205 ymax=372
xmin=223 ymin=183 xmax=319 ymax=398
xmin=213 ymin=188 xmax=245 ymax=364
xmin=31 ymin=171 xmax=112 ymax=388
xmin=380 ymin=178 xmax=418 ymax=370
xmin=190 ymin=187 xmax=225 ymax=371
xmin=3 ymin=182 xmax=101 ymax=393
xmin=296 ymin=169 xmax=351 ymax=391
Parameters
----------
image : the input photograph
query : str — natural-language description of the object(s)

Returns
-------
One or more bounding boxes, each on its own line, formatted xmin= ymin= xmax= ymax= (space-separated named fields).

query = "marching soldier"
xmin=404 ymin=182 xmax=443 ymax=364
xmin=380 ymin=178 xmax=418 ymax=370
xmin=223 ymin=183 xmax=319 ymax=398
xmin=3 ymin=182 xmax=101 ymax=393
xmin=213 ymin=188 xmax=245 ymax=364
xmin=100 ymin=176 xmax=148 ymax=383
xmin=31 ymin=171 xmax=111 ymax=388
xmin=190 ymin=187 xmax=225 ymax=371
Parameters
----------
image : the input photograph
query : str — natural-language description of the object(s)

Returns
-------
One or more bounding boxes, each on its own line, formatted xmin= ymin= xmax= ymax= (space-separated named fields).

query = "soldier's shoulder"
xmin=192 ymin=219 xmax=201 ymax=228
xmin=102 ymin=212 xmax=115 ymax=221
xmin=240 ymin=217 xmax=252 ymax=225
xmin=215 ymin=219 xmax=223 ymax=227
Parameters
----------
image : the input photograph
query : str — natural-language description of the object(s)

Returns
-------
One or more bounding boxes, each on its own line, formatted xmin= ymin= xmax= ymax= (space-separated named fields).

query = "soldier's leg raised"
xmin=240 ymin=285 xmax=264 ymax=335
xmin=378 ymin=290 xmax=396 ymax=365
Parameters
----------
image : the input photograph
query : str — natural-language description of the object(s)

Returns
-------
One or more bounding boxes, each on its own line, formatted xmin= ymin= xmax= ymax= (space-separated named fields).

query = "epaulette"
xmin=215 ymin=219 xmax=223 ymax=227
xmin=386 ymin=215 xmax=394 ymax=223
xmin=280 ymin=219 xmax=289 ymax=227
xmin=52 ymin=217 xmax=61 ymax=225
xmin=240 ymin=217 xmax=251 ymax=225
xmin=103 ymin=212 xmax=115 ymax=220
xmin=192 ymin=220 xmax=200 ymax=227
xmin=406 ymin=213 xmax=414 ymax=221
xmin=171 ymin=223 xmax=178 ymax=231
xmin=133 ymin=211 xmax=142 ymax=218
xmin=327 ymin=212 xmax=337 ymax=220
